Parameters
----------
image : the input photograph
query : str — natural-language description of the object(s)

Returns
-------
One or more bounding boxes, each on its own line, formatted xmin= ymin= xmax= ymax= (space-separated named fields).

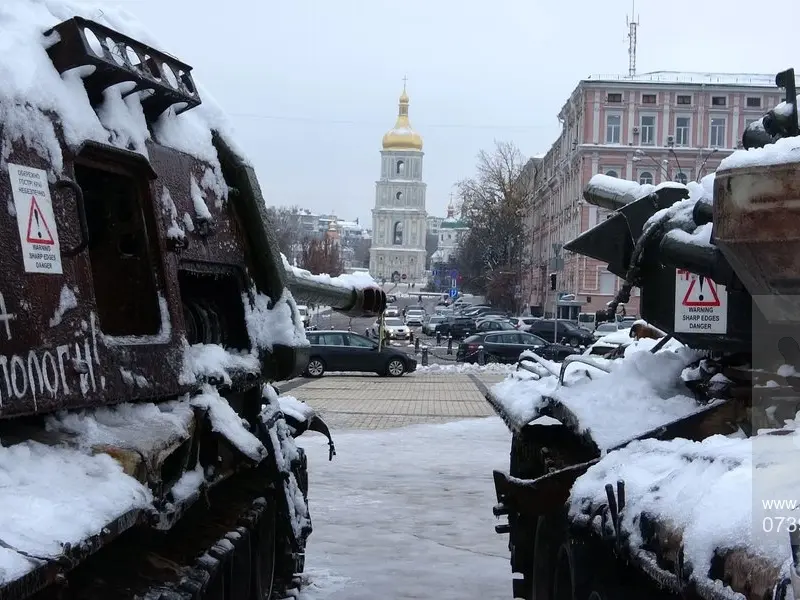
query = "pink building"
xmin=523 ymin=71 xmax=782 ymax=319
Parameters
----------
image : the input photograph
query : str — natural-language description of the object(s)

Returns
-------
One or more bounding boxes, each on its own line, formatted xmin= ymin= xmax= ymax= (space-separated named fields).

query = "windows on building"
xmin=710 ymin=118 xmax=726 ymax=148
xmin=711 ymin=96 xmax=727 ymax=107
xmin=639 ymin=171 xmax=654 ymax=184
xmin=640 ymin=115 xmax=656 ymax=145
xmin=677 ymin=95 xmax=691 ymax=105
xmin=746 ymin=97 xmax=762 ymax=108
xmin=605 ymin=169 xmax=619 ymax=178
xmin=674 ymin=172 xmax=689 ymax=184
xmin=745 ymin=117 xmax=759 ymax=129
xmin=607 ymin=93 xmax=622 ymax=103
xmin=395 ymin=191 xmax=403 ymax=202
xmin=599 ymin=271 xmax=616 ymax=294
xmin=675 ymin=116 xmax=690 ymax=146
xmin=396 ymin=160 xmax=405 ymax=174
xmin=642 ymin=93 xmax=656 ymax=104
xmin=393 ymin=222 xmax=403 ymax=245
xmin=606 ymin=114 xmax=621 ymax=144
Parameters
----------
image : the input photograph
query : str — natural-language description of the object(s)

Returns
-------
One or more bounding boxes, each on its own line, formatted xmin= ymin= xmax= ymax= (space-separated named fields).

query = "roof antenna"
xmin=626 ymin=1 xmax=639 ymax=76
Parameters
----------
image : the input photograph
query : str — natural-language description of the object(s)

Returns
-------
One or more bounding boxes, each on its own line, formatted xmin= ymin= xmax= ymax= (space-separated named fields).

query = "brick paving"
xmin=279 ymin=372 xmax=507 ymax=430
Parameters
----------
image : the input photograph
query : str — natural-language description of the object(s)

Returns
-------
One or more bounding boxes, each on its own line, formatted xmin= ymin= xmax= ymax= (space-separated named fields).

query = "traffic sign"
xmin=674 ymin=269 xmax=727 ymax=333
xmin=449 ymin=288 xmax=458 ymax=299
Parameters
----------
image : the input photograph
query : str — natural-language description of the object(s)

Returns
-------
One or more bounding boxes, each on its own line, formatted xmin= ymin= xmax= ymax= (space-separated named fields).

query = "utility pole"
xmin=627 ymin=1 xmax=640 ymax=77
xmin=550 ymin=242 xmax=564 ymax=343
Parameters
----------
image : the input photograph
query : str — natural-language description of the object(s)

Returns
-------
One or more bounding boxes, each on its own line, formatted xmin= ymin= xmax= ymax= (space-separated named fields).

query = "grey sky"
xmin=131 ymin=0 xmax=797 ymax=225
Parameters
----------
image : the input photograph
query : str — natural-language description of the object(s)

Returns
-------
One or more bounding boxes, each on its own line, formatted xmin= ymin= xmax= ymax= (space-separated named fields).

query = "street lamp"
xmin=698 ymin=148 xmax=719 ymax=180
xmin=632 ymin=149 xmax=669 ymax=178
xmin=666 ymin=140 xmax=685 ymax=182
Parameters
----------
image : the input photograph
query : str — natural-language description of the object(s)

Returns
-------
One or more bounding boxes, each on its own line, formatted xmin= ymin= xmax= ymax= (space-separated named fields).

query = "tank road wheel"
xmin=386 ymin=358 xmax=406 ymax=377
xmin=304 ymin=357 xmax=325 ymax=377
xmin=251 ymin=499 xmax=278 ymax=599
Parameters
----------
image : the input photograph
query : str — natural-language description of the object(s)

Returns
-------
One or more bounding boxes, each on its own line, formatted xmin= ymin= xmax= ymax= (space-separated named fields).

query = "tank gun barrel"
xmin=285 ymin=271 xmax=386 ymax=318
xmin=582 ymin=174 xmax=642 ymax=211
xmin=658 ymin=232 xmax=732 ymax=284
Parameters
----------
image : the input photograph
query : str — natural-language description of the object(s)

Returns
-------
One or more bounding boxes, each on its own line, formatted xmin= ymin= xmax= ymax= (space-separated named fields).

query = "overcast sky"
xmin=125 ymin=0 xmax=797 ymax=225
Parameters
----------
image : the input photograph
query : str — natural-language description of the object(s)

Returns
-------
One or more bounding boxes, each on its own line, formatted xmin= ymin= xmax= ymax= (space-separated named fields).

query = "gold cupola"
xmin=381 ymin=79 xmax=423 ymax=151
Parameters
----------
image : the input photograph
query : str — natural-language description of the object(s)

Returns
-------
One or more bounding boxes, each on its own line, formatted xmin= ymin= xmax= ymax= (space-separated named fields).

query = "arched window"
xmin=393 ymin=221 xmax=403 ymax=245
xmin=395 ymin=191 xmax=403 ymax=203
xmin=674 ymin=172 xmax=688 ymax=184
xmin=605 ymin=169 xmax=618 ymax=178
xmin=396 ymin=160 xmax=405 ymax=175
xmin=639 ymin=171 xmax=653 ymax=184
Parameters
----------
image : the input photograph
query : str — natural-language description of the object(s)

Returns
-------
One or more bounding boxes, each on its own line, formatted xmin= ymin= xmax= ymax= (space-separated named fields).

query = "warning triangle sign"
xmin=682 ymin=276 xmax=721 ymax=307
xmin=26 ymin=196 xmax=55 ymax=245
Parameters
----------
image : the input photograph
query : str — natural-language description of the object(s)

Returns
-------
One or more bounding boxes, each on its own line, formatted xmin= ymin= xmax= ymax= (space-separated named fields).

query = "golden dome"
xmin=382 ymin=83 xmax=423 ymax=151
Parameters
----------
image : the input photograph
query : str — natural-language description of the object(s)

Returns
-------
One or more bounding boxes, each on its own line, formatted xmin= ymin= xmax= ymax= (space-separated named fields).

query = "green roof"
xmin=440 ymin=219 xmax=467 ymax=229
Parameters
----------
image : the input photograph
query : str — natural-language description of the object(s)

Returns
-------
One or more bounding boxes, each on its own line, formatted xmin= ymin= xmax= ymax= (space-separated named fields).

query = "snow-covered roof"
xmin=1 ymin=0 xmax=246 ymax=196
xmin=583 ymin=71 xmax=776 ymax=87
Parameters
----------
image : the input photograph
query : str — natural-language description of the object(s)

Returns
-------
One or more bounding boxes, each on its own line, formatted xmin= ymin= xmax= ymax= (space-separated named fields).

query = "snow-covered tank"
xmin=488 ymin=69 xmax=800 ymax=599
xmin=0 ymin=4 xmax=385 ymax=598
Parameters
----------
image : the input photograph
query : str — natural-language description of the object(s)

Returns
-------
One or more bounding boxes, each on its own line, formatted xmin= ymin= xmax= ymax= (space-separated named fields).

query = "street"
xmin=307 ymin=284 xmax=485 ymax=368
xmin=278 ymin=369 xmax=513 ymax=599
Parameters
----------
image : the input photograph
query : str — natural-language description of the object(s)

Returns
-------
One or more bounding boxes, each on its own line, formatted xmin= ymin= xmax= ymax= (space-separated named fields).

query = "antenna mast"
xmin=626 ymin=1 xmax=639 ymax=76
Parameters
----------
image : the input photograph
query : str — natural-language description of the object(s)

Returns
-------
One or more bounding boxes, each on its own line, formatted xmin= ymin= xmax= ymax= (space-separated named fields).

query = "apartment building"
xmin=523 ymin=71 xmax=781 ymax=318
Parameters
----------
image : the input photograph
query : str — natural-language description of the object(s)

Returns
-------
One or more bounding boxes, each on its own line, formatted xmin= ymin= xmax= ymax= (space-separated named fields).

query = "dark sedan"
xmin=456 ymin=331 xmax=575 ymax=364
xmin=304 ymin=330 xmax=416 ymax=377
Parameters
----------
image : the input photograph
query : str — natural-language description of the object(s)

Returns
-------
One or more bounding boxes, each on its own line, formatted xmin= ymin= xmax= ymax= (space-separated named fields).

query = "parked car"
xmin=527 ymin=319 xmax=594 ymax=346
xmin=583 ymin=328 xmax=633 ymax=356
xmin=457 ymin=331 xmax=575 ymax=364
xmin=296 ymin=304 xmax=312 ymax=329
xmin=435 ymin=316 xmax=476 ymax=340
xmin=304 ymin=330 xmax=416 ymax=377
xmin=509 ymin=316 xmax=538 ymax=332
xmin=474 ymin=319 xmax=516 ymax=333
xmin=386 ymin=294 xmax=397 ymax=303
xmin=422 ymin=315 xmax=446 ymax=335
xmin=405 ymin=308 xmax=426 ymax=326
xmin=592 ymin=321 xmax=623 ymax=340
xmin=384 ymin=305 xmax=400 ymax=317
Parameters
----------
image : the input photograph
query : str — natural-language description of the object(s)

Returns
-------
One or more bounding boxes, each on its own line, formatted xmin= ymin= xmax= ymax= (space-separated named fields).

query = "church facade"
xmin=369 ymin=83 xmax=427 ymax=282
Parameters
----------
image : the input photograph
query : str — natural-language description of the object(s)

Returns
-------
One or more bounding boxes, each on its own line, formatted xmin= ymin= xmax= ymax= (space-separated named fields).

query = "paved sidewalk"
xmin=279 ymin=373 xmax=506 ymax=430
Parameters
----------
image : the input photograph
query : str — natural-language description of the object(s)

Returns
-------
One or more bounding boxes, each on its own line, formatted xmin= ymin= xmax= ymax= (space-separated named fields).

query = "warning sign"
xmin=8 ymin=163 xmax=62 ymax=274
xmin=674 ymin=269 xmax=727 ymax=334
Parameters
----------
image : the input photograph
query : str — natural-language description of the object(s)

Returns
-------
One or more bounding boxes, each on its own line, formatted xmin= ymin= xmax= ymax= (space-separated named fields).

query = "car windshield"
xmin=596 ymin=323 xmax=618 ymax=332
xmin=385 ymin=318 xmax=403 ymax=326
xmin=430 ymin=316 xmax=444 ymax=322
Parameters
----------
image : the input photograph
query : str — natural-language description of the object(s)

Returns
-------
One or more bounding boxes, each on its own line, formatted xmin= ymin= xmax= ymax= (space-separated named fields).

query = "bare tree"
xmin=453 ymin=141 xmax=532 ymax=313
xmin=351 ymin=237 xmax=372 ymax=269
xmin=299 ymin=235 xmax=343 ymax=276
xmin=265 ymin=205 xmax=304 ymax=261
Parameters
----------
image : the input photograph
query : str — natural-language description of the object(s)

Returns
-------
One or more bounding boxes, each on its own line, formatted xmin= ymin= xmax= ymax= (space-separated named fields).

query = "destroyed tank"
xmin=0 ymin=6 xmax=385 ymax=600
xmin=488 ymin=69 xmax=800 ymax=599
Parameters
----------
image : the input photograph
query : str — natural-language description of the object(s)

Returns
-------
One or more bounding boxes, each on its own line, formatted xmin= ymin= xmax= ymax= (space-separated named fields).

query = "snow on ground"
xmin=294 ymin=417 xmax=512 ymax=600
xmin=413 ymin=362 xmax=517 ymax=374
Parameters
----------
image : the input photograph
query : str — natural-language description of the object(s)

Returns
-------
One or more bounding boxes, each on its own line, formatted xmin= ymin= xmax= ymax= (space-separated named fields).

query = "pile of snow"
xmin=490 ymin=343 xmax=707 ymax=449
xmin=243 ymin=287 xmax=308 ymax=352
xmin=569 ymin=424 xmax=800 ymax=586
xmin=281 ymin=254 xmax=378 ymax=292
xmin=179 ymin=342 xmax=260 ymax=385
